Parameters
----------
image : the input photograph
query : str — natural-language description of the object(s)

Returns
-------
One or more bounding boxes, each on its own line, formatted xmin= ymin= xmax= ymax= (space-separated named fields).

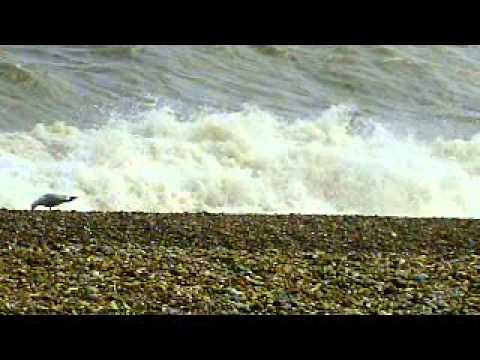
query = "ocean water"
xmin=1 ymin=45 xmax=480 ymax=217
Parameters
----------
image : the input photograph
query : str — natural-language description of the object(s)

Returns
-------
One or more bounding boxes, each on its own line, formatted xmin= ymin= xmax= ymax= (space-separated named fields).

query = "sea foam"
xmin=1 ymin=104 xmax=480 ymax=217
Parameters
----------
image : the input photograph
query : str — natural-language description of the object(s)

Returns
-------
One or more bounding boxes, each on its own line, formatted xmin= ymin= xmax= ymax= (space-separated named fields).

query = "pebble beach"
xmin=0 ymin=210 xmax=478 ymax=314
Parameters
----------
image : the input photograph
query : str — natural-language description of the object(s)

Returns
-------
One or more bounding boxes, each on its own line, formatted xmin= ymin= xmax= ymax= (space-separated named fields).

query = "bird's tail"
xmin=67 ymin=196 xmax=78 ymax=202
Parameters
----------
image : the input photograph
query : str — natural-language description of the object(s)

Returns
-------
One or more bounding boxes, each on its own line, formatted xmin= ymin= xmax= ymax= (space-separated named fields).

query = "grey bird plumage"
xmin=31 ymin=193 xmax=78 ymax=210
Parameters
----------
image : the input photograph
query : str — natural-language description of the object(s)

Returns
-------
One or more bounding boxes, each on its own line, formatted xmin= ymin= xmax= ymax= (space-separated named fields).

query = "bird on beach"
xmin=31 ymin=194 xmax=78 ymax=211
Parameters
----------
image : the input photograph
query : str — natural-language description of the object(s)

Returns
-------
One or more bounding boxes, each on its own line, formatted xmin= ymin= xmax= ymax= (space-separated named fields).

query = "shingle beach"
xmin=0 ymin=210 xmax=478 ymax=314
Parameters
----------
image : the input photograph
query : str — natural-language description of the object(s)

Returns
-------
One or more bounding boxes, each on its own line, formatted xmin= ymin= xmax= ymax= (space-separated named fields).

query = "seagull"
xmin=31 ymin=194 xmax=78 ymax=211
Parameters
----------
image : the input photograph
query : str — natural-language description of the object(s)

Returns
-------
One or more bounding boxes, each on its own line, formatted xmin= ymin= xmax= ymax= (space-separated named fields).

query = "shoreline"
xmin=0 ymin=210 xmax=478 ymax=314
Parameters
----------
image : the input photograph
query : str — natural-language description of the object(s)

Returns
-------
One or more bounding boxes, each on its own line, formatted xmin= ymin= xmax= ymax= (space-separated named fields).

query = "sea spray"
xmin=1 ymin=104 xmax=480 ymax=217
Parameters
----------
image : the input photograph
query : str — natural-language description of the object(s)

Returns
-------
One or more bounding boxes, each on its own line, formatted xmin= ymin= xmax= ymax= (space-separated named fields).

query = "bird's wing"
xmin=31 ymin=197 xmax=43 ymax=209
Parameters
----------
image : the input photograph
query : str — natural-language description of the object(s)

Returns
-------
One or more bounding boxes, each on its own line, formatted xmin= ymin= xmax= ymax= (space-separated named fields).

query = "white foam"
xmin=1 ymin=104 xmax=480 ymax=217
